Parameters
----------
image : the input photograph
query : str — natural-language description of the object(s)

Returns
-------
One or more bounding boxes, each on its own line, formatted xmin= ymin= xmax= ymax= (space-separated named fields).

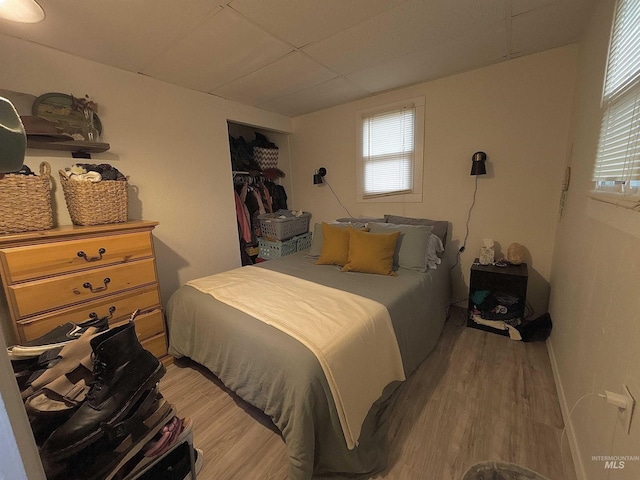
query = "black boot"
xmin=41 ymin=320 xmax=166 ymax=461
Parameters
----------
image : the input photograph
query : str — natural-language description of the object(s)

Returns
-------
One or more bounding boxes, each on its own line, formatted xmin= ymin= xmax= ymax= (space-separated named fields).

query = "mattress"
xmin=166 ymin=251 xmax=451 ymax=479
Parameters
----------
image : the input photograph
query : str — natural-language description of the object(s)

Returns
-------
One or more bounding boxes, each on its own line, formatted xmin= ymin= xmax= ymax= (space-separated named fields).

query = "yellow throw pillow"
xmin=341 ymin=229 xmax=400 ymax=276
xmin=316 ymin=223 xmax=352 ymax=266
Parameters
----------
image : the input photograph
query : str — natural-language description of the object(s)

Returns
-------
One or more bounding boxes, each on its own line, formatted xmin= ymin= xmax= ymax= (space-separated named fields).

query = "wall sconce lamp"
xmin=470 ymin=151 xmax=487 ymax=176
xmin=313 ymin=167 xmax=327 ymax=185
xmin=454 ymin=151 xmax=488 ymax=269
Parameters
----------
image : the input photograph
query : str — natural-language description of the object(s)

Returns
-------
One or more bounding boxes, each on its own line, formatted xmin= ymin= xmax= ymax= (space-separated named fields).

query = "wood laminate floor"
xmin=159 ymin=307 xmax=576 ymax=480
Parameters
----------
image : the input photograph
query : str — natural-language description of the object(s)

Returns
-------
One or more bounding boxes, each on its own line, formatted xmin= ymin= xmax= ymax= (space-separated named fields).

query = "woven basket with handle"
xmin=0 ymin=162 xmax=53 ymax=234
xmin=59 ymin=170 xmax=128 ymax=225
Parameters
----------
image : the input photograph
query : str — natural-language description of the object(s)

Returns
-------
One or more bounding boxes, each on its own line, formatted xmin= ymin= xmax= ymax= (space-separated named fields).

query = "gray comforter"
xmin=166 ymin=252 xmax=450 ymax=479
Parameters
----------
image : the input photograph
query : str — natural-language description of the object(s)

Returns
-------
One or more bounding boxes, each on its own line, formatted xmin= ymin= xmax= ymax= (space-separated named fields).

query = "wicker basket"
xmin=253 ymin=146 xmax=279 ymax=170
xmin=0 ymin=162 xmax=53 ymax=234
xmin=59 ymin=171 xmax=128 ymax=225
xmin=258 ymin=211 xmax=311 ymax=241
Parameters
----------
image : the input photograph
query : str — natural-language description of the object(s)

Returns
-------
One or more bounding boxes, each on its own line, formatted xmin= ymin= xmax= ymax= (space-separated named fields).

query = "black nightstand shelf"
xmin=467 ymin=259 xmax=528 ymax=336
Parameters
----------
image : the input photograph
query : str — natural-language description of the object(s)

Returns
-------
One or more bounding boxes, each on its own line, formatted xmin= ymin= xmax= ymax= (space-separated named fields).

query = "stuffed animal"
xmin=507 ymin=243 xmax=526 ymax=265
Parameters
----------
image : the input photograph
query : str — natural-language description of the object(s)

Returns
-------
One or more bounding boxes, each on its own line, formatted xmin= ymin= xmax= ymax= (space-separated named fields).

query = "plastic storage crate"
xmin=258 ymin=211 xmax=311 ymax=241
xmin=258 ymin=237 xmax=298 ymax=260
xmin=295 ymin=232 xmax=313 ymax=252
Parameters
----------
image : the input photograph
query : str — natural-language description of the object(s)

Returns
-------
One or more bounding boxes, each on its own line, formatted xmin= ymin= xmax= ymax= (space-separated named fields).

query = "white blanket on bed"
xmin=187 ymin=266 xmax=405 ymax=449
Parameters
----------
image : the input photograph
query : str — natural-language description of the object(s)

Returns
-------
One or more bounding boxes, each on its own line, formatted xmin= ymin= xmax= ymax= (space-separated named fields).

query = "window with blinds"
xmin=593 ymin=0 xmax=640 ymax=198
xmin=356 ymin=97 xmax=424 ymax=202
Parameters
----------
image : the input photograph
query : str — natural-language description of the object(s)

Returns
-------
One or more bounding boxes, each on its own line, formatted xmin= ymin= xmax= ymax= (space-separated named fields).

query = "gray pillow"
xmin=368 ymin=222 xmax=434 ymax=272
xmin=336 ymin=217 xmax=385 ymax=224
xmin=384 ymin=214 xmax=448 ymax=246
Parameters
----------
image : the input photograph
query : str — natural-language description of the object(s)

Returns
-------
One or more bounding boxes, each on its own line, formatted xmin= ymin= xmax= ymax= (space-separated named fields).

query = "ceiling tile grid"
xmin=227 ymin=0 xmax=410 ymax=48
xmin=345 ymin=21 xmax=509 ymax=93
xmin=212 ymin=52 xmax=337 ymax=106
xmin=302 ymin=0 xmax=507 ymax=76
xmin=0 ymin=0 xmax=597 ymax=117
xmin=140 ymin=7 xmax=294 ymax=92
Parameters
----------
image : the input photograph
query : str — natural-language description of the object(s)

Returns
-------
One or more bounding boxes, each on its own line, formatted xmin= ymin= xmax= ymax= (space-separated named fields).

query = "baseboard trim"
xmin=546 ymin=337 xmax=586 ymax=480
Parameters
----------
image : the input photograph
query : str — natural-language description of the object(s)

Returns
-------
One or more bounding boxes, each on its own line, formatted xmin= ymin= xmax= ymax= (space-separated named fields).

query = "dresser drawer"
xmin=142 ymin=332 xmax=168 ymax=359
xmin=112 ymin=309 xmax=165 ymax=343
xmin=9 ymin=258 xmax=158 ymax=318
xmin=0 ymin=232 xmax=154 ymax=284
xmin=17 ymin=285 xmax=161 ymax=342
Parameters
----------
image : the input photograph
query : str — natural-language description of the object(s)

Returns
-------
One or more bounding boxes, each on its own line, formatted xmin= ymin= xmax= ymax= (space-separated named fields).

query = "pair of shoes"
xmin=144 ymin=416 xmax=190 ymax=456
xmin=41 ymin=313 xmax=167 ymax=462
xmin=25 ymin=354 xmax=94 ymax=445
xmin=42 ymin=387 xmax=175 ymax=480
xmin=21 ymin=324 xmax=106 ymax=400
xmin=192 ymin=447 xmax=204 ymax=478
xmin=134 ymin=443 xmax=203 ymax=480
xmin=8 ymin=312 xmax=109 ymax=359
xmin=12 ymin=348 xmax=61 ymax=391
xmin=120 ymin=416 xmax=193 ymax=478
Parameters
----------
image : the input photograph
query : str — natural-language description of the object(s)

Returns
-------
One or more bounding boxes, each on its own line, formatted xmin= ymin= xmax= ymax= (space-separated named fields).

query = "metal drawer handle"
xmin=83 ymin=277 xmax=110 ymax=293
xmin=77 ymin=248 xmax=106 ymax=262
xmin=88 ymin=306 xmax=116 ymax=321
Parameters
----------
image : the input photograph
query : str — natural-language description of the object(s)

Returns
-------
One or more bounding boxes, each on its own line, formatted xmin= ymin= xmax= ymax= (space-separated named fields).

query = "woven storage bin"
xmin=59 ymin=171 xmax=128 ymax=225
xmin=258 ymin=237 xmax=297 ymax=260
xmin=253 ymin=146 xmax=279 ymax=170
xmin=0 ymin=162 xmax=53 ymax=234
xmin=258 ymin=211 xmax=311 ymax=241
xmin=295 ymin=232 xmax=313 ymax=252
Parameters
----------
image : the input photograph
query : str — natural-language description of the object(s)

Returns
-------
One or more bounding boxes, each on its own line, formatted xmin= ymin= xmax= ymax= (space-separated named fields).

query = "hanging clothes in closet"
xmin=233 ymin=173 xmax=288 ymax=265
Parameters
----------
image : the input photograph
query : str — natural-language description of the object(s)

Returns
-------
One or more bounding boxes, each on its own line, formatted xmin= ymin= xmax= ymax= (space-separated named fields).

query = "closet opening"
xmin=227 ymin=121 xmax=292 ymax=265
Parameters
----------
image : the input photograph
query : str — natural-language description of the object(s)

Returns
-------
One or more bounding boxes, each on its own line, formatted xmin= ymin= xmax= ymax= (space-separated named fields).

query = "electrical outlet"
xmin=603 ymin=385 xmax=636 ymax=434
xmin=620 ymin=385 xmax=635 ymax=434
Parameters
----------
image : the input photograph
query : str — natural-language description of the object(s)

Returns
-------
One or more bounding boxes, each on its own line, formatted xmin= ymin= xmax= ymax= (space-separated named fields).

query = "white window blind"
xmin=593 ymin=0 xmax=640 ymax=194
xmin=362 ymin=106 xmax=415 ymax=198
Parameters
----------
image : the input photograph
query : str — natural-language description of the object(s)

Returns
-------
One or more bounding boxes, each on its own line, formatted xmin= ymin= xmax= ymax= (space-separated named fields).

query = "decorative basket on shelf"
xmin=253 ymin=146 xmax=279 ymax=170
xmin=59 ymin=170 xmax=128 ymax=225
xmin=0 ymin=162 xmax=53 ymax=234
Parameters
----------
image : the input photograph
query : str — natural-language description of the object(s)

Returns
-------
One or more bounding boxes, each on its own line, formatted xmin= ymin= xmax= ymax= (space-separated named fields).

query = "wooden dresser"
xmin=0 ymin=221 xmax=169 ymax=364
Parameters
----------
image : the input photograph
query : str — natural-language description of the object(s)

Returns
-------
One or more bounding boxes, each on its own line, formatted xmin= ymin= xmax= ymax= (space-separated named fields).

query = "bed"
xmin=166 ymin=218 xmax=451 ymax=479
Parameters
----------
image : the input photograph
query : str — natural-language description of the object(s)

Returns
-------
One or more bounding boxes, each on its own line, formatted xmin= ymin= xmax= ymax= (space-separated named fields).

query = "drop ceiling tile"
xmin=258 ymin=77 xmax=371 ymax=117
xmin=511 ymin=0 xmax=555 ymax=16
xmin=303 ymin=0 xmax=507 ymax=75
xmin=0 ymin=0 xmax=226 ymax=72
xmin=510 ymin=0 xmax=590 ymax=56
xmin=346 ymin=22 xmax=508 ymax=93
xmin=212 ymin=52 xmax=337 ymax=106
xmin=0 ymin=0 xmax=595 ymax=117
xmin=141 ymin=7 xmax=294 ymax=92
xmin=228 ymin=0 xmax=408 ymax=48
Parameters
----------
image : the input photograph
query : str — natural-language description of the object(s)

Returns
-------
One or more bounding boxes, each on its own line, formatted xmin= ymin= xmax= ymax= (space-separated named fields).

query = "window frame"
xmin=356 ymin=97 xmax=425 ymax=203
xmin=591 ymin=0 xmax=640 ymax=206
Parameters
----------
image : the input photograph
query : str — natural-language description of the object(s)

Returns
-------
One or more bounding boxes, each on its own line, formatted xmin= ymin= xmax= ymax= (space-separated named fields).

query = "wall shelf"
xmin=27 ymin=139 xmax=110 ymax=157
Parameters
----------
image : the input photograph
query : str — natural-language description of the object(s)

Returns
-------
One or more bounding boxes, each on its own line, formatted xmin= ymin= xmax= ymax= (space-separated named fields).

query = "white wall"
xmin=290 ymin=46 xmax=578 ymax=316
xmin=0 ymin=33 xmax=293 ymax=305
xmin=0 ymin=33 xmax=293 ymax=477
xmin=549 ymin=1 xmax=640 ymax=479
xmin=0 ymin=332 xmax=44 ymax=479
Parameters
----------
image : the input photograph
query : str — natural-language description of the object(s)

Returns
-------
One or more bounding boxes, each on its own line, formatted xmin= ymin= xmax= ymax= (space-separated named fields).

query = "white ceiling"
xmin=0 ymin=0 xmax=596 ymax=117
